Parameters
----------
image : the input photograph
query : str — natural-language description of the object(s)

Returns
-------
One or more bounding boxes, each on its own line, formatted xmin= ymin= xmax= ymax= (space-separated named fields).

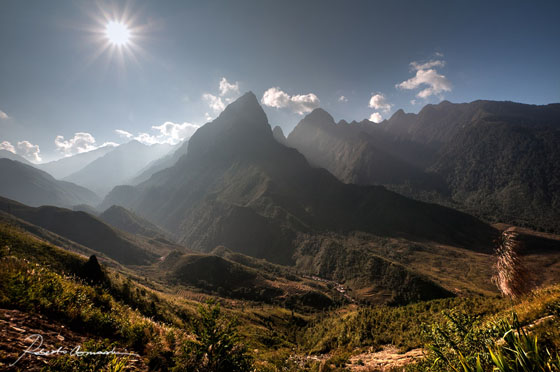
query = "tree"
xmin=172 ymin=301 xmax=253 ymax=372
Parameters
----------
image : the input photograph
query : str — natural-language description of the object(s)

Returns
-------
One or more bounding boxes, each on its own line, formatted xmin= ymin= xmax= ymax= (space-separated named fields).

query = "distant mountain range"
xmin=96 ymin=92 xmax=501 ymax=303
xmin=0 ymin=196 xmax=184 ymax=265
xmin=0 ymin=158 xmax=100 ymax=207
xmin=1 ymin=140 xmax=184 ymax=205
xmin=127 ymin=140 xmax=189 ymax=185
xmin=104 ymin=92 xmax=494 ymax=262
xmin=287 ymin=100 xmax=560 ymax=232
xmin=1 ymin=93 xmax=558 ymax=305
xmin=64 ymin=140 xmax=175 ymax=196
xmin=37 ymin=145 xmax=116 ymax=179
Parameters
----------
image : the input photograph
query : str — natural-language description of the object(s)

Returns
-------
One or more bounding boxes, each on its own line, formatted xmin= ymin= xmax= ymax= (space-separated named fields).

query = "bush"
xmin=172 ymin=301 xmax=253 ymax=372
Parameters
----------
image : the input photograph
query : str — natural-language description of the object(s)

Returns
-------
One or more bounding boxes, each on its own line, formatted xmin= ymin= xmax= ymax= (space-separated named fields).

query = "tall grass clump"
xmin=493 ymin=229 xmax=534 ymax=300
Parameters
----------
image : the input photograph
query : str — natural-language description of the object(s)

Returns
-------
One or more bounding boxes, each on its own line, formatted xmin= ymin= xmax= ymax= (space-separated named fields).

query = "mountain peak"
xmin=303 ymin=108 xmax=335 ymax=126
xmin=272 ymin=126 xmax=287 ymax=144
xmin=183 ymin=91 xmax=274 ymax=163
xmin=214 ymin=91 xmax=268 ymax=128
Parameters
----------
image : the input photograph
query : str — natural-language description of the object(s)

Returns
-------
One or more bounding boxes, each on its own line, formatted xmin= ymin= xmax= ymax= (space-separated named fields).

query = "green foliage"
xmin=302 ymin=296 xmax=505 ymax=353
xmin=42 ymin=340 xmax=129 ymax=372
xmin=414 ymin=310 xmax=560 ymax=372
xmin=172 ymin=301 xmax=253 ymax=372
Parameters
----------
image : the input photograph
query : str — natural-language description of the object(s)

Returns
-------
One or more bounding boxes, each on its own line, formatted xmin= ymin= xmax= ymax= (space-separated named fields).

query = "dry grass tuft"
xmin=493 ymin=229 xmax=534 ymax=300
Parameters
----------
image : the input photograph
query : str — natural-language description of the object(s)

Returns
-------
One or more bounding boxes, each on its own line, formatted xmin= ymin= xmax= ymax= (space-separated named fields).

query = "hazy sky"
xmin=1 ymin=0 xmax=559 ymax=162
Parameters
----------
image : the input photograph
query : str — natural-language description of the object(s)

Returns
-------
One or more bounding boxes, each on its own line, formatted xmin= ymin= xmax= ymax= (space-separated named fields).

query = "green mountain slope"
xmin=0 ymin=196 xmax=172 ymax=265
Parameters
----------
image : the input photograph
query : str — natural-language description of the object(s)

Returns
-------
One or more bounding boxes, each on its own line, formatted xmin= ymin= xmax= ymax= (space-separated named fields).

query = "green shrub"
xmin=172 ymin=301 xmax=253 ymax=372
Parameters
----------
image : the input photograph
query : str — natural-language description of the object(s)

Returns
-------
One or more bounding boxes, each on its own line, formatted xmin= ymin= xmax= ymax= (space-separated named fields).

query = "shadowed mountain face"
xmin=0 ymin=158 xmax=100 ymax=207
xmin=287 ymin=101 xmax=560 ymax=233
xmin=272 ymin=125 xmax=287 ymax=145
xmin=0 ymin=196 xmax=173 ymax=265
xmin=0 ymin=150 xmax=33 ymax=166
xmin=104 ymin=92 xmax=495 ymax=265
xmin=99 ymin=205 xmax=173 ymax=241
xmin=127 ymin=140 xmax=190 ymax=185
xmin=382 ymin=100 xmax=560 ymax=147
xmin=287 ymin=109 xmax=447 ymax=192
xmin=64 ymin=141 xmax=174 ymax=197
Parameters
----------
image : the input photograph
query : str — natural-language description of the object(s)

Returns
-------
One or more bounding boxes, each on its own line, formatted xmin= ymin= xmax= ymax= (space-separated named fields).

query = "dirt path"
xmin=346 ymin=345 xmax=425 ymax=371
xmin=0 ymin=308 xmax=146 ymax=371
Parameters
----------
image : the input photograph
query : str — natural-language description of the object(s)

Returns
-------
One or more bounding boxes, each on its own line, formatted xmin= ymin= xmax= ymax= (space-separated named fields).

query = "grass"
xmin=410 ymin=285 xmax=560 ymax=371
xmin=300 ymin=295 xmax=507 ymax=354
xmin=2 ymin=221 xmax=560 ymax=371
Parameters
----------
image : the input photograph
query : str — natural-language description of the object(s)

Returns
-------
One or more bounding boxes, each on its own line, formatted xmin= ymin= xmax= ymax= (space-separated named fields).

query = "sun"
xmin=105 ymin=21 xmax=130 ymax=46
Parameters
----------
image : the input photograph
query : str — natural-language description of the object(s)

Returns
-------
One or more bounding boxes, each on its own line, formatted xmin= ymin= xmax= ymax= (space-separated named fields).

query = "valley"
xmin=1 ymin=92 xmax=560 ymax=371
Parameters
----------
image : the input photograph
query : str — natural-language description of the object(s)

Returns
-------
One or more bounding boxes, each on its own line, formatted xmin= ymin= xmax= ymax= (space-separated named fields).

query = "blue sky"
xmin=0 ymin=0 xmax=559 ymax=162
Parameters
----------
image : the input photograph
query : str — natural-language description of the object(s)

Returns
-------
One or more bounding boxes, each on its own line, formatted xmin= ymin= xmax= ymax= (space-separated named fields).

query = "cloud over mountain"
xmin=1 ymin=140 xmax=42 ymax=163
xmin=118 ymin=121 xmax=199 ymax=146
xmin=17 ymin=140 xmax=41 ymax=162
xmin=369 ymin=112 xmax=383 ymax=123
xmin=397 ymin=59 xmax=452 ymax=99
xmin=115 ymin=129 xmax=133 ymax=139
xmin=54 ymin=132 xmax=115 ymax=156
xmin=203 ymin=77 xmax=241 ymax=117
xmin=261 ymin=87 xmax=320 ymax=115
xmin=219 ymin=77 xmax=240 ymax=96
xmin=369 ymin=93 xmax=392 ymax=113
xmin=0 ymin=141 xmax=15 ymax=153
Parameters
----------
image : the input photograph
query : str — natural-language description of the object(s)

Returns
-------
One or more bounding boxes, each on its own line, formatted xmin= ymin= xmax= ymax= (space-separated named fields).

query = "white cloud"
xmin=202 ymin=77 xmax=241 ymax=114
xmin=338 ymin=95 xmax=348 ymax=102
xmin=133 ymin=121 xmax=200 ymax=145
xmin=411 ymin=99 xmax=417 ymax=105
xmin=115 ymin=129 xmax=133 ymax=139
xmin=203 ymin=93 xmax=226 ymax=112
xmin=410 ymin=60 xmax=446 ymax=71
xmin=219 ymin=77 xmax=240 ymax=97
xmin=368 ymin=93 xmax=392 ymax=113
xmin=0 ymin=140 xmax=16 ymax=153
xmin=0 ymin=110 xmax=8 ymax=120
xmin=204 ymin=112 xmax=213 ymax=122
xmin=397 ymin=59 xmax=451 ymax=99
xmin=134 ymin=133 xmax=159 ymax=145
xmin=369 ymin=112 xmax=383 ymax=123
xmin=55 ymin=132 xmax=100 ymax=156
xmin=17 ymin=140 xmax=41 ymax=162
xmin=153 ymin=121 xmax=199 ymax=143
xmin=261 ymin=87 xmax=320 ymax=115
xmin=101 ymin=141 xmax=119 ymax=148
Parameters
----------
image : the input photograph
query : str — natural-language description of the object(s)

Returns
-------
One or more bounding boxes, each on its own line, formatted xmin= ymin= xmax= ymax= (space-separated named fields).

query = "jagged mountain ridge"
xmin=286 ymin=109 xmax=447 ymax=192
xmin=104 ymin=92 xmax=495 ymax=267
xmin=286 ymin=100 xmax=560 ymax=232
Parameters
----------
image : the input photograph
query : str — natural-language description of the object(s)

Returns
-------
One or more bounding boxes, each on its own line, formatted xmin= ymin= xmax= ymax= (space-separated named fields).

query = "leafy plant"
xmin=172 ymin=301 xmax=253 ymax=372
